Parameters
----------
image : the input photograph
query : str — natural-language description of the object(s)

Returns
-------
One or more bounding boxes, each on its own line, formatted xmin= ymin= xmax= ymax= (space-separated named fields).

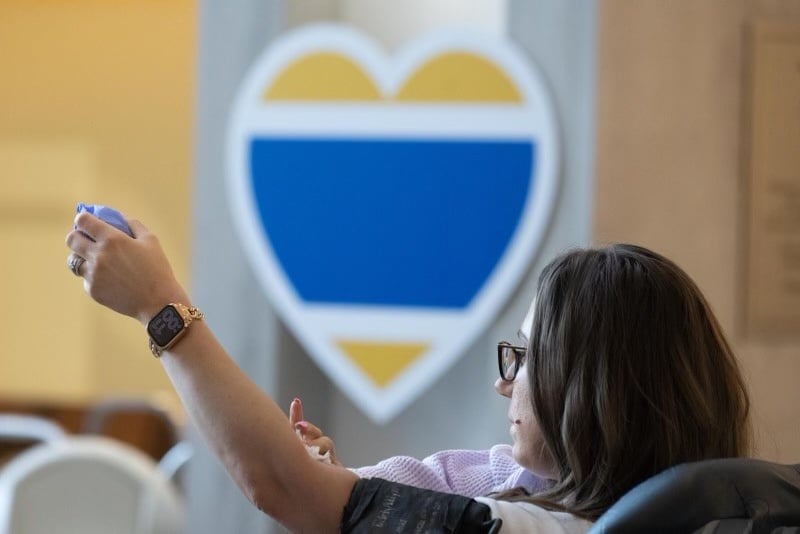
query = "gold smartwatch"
xmin=147 ymin=303 xmax=204 ymax=357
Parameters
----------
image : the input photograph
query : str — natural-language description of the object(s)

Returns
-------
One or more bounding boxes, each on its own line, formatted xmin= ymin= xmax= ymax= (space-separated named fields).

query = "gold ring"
xmin=68 ymin=255 xmax=86 ymax=277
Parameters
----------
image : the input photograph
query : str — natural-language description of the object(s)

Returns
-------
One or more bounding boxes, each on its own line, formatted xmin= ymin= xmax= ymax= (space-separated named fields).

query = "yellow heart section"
xmin=337 ymin=340 xmax=428 ymax=388
xmin=264 ymin=51 xmax=521 ymax=103
xmin=264 ymin=53 xmax=381 ymax=101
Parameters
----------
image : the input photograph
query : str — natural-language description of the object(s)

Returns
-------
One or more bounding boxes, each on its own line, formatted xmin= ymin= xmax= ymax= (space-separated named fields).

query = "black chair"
xmin=591 ymin=458 xmax=800 ymax=533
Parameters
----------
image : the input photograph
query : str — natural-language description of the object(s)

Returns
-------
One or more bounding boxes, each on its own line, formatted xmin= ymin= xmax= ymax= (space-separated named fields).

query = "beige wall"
xmin=0 ymin=1 xmax=195 ymax=405
xmin=595 ymin=0 xmax=800 ymax=462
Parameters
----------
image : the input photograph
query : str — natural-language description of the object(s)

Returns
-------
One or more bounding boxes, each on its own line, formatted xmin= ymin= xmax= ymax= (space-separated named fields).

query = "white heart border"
xmin=226 ymin=23 xmax=560 ymax=423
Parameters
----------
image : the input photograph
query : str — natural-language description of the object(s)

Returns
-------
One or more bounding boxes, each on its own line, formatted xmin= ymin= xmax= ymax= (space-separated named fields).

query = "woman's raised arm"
xmin=66 ymin=211 xmax=357 ymax=533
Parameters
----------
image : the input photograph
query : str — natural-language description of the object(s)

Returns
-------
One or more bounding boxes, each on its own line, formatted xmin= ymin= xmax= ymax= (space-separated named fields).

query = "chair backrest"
xmin=0 ymin=415 xmax=66 ymax=443
xmin=82 ymin=398 xmax=180 ymax=461
xmin=590 ymin=458 xmax=800 ymax=533
xmin=0 ymin=436 xmax=184 ymax=534
xmin=0 ymin=415 xmax=67 ymax=469
xmin=156 ymin=440 xmax=193 ymax=493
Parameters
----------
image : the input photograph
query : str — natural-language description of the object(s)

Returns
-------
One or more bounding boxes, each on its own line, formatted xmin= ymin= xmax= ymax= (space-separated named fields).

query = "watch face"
xmin=148 ymin=305 xmax=185 ymax=347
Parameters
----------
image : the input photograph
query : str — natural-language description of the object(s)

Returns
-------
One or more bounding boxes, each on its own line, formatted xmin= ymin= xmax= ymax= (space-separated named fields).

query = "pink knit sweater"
xmin=351 ymin=444 xmax=547 ymax=498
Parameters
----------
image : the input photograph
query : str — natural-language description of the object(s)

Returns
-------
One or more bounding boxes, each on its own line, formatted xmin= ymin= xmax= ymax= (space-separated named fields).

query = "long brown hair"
xmin=500 ymin=244 xmax=751 ymax=520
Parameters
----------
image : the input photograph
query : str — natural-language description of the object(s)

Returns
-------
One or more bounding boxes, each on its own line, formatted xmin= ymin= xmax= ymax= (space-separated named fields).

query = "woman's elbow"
xmin=233 ymin=456 xmax=354 ymax=531
xmin=241 ymin=471 xmax=312 ymax=529
xmin=233 ymin=465 xmax=288 ymax=519
xmin=249 ymin=484 xmax=297 ymax=530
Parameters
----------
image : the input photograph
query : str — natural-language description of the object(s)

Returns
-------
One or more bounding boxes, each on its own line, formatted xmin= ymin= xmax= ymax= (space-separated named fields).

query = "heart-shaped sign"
xmin=227 ymin=24 xmax=559 ymax=423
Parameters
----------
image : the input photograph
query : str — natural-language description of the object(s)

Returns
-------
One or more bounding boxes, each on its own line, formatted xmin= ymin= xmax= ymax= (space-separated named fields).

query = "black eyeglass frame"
xmin=497 ymin=341 xmax=527 ymax=382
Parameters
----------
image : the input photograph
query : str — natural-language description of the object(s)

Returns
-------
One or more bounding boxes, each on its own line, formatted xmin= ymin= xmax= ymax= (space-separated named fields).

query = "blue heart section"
xmin=250 ymin=137 xmax=534 ymax=308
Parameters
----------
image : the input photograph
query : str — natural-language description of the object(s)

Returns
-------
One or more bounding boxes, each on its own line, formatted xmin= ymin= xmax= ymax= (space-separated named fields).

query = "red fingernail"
xmin=293 ymin=397 xmax=301 ymax=404
xmin=294 ymin=421 xmax=308 ymax=430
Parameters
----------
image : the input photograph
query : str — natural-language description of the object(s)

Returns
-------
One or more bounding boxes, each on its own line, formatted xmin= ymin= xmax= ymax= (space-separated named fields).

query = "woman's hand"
xmin=289 ymin=398 xmax=342 ymax=467
xmin=65 ymin=211 xmax=189 ymax=325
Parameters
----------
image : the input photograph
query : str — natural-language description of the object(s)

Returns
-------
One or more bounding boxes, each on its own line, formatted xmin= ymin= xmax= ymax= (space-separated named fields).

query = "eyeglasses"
xmin=497 ymin=341 xmax=527 ymax=381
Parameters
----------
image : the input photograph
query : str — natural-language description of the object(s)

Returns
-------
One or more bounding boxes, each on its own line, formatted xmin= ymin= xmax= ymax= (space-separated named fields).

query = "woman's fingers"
xmin=304 ymin=436 xmax=336 ymax=459
xmin=289 ymin=398 xmax=304 ymax=426
xmin=306 ymin=436 xmax=341 ymax=466
xmin=290 ymin=398 xmax=323 ymax=441
xmin=290 ymin=408 xmax=343 ymax=466
xmin=295 ymin=420 xmax=323 ymax=440
xmin=73 ymin=211 xmax=114 ymax=242
xmin=310 ymin=436 xmax=335 ymax=455
xmin=66 ymin=253 xmax=87 ymax=277
xmin=65 ymin=211 xmax=137 ymax=273
xmin=65 ymin=228 xmax=97 ymax=260
xmin=126 ymin=219 xmax=149 ymax=238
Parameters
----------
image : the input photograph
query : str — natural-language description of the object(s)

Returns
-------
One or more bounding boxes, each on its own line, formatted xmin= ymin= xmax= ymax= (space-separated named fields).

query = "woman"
xmin=65 ymin=210 xmax=750 ymax=532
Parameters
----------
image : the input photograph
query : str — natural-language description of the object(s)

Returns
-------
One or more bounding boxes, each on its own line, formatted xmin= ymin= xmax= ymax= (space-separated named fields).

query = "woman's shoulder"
xmin=474 ymin=497 xmax=593 ymax=534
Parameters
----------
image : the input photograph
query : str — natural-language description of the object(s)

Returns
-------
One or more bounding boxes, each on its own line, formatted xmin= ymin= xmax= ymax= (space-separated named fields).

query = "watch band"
xmin=148 ymin=303 xmax=204 ymax=357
